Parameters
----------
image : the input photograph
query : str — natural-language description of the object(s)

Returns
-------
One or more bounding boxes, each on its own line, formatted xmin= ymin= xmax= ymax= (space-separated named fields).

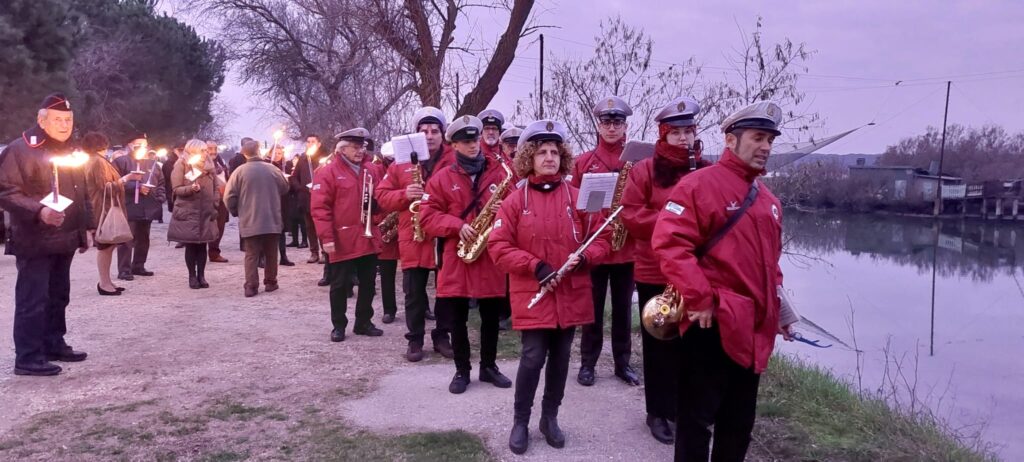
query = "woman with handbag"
xmin=168 ymin=139 xmax=224 ymax=289
xmin=82 ymin=132 xmax=141 ymax=296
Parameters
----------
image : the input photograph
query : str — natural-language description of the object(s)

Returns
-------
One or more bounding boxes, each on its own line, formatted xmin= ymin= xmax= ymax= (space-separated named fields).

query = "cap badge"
xmin=677 ymin=101 xmax=686 ymax=112
xmin=606 ymin=99 xmax=615 ymax=108
xmin=545 ymin=121 xmax=554 ymax=131
xmin=65 ymin=100 xmax=70 ymax=110
xmin=766 ymin=104 xmax=776 ymax=117
xmin=462 ymin=115 xmax=470 ymax=123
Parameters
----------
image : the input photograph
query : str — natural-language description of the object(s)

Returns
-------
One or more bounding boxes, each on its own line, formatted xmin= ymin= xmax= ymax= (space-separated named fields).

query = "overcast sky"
xmin=174 ymin=0 xmax=1024 ymax=154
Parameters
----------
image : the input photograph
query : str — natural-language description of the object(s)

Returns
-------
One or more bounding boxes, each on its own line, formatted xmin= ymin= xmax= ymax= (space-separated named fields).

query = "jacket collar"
xmin=22 ymin=125 xmax=65 ymax=150
xmin=719 ymin=148 xmax=764 ymax=182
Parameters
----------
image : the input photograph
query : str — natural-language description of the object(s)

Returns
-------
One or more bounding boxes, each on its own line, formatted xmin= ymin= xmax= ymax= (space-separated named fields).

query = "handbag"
xmin=94 ymin=183 xmax=134 ymax=245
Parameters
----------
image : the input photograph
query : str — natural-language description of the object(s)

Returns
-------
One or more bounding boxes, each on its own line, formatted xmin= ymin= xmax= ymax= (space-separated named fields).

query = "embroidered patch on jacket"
xmin=312 ymin=184 xmax=321 ymax=191
xmin=421 ymin=193 xmax=430 ymax=201
xmin=494 ymin=219 xmax=502 ymax=228
xmin=564 ymin=175 xmax=573 ymax=182
xmin=771 ymin=204 xmax=780 ymax=221
xmin=665 ymin=201 xmax=685 ymax=215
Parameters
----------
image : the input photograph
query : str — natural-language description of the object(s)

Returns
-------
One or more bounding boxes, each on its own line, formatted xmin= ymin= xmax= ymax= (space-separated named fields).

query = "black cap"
xmin=40 ymin=93 xmax=71 ymax=112
xmin=124 ymin=129 xmax=147 ymax=145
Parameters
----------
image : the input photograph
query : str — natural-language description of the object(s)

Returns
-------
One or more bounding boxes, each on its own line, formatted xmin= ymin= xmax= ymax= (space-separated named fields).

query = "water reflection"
xmin=784 ymin=212 xmax=1023 ymax=282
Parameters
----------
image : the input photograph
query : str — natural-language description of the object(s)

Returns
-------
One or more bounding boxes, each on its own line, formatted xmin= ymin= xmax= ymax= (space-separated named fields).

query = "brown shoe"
xmin=307 ymin=255 xmax=319 ymax=264
xmin=209 ymin=254 xmax=229 ymax=263
xmin=433 ymin=337 xmax=454 ymax=359
xmin=265 ymin=283 xmax=279 ymax=292
xmin=406 ymin=343 xmax=424 ymax=362
xmin=244 ymin=286 xmax=258 ymax=297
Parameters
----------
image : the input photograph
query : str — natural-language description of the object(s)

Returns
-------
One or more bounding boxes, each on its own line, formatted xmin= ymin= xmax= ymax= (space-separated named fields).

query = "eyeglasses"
xmin=599 ymin=120 xmax=626 ymax=128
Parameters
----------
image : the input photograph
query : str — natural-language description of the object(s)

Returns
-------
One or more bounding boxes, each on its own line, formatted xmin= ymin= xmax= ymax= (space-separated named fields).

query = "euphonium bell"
xmin=641 ymin=285 xmax=684 ymax=340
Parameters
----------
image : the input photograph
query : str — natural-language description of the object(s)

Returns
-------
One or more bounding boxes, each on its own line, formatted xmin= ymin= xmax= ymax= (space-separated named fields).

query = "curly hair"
xmin=512 ymin=140 xmax=574 ymax=178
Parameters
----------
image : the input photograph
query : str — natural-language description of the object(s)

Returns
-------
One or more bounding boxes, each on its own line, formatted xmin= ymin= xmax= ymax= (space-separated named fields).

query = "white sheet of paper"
xmin=184 ymin=169 xmax=201 ymax=182
xmin=39 ymin=194 xmax=73 ymax=212
xmin=390 ymin=132 xmax=428 ymax=165
xmin=576 ymin=172 xmax=618 ymax=211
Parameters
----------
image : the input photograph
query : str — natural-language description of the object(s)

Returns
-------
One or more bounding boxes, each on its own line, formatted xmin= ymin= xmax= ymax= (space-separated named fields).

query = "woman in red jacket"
xmin=488 ymin=120 xmax=612 ymax=455
xmin=620 ymin=96 xmax=709 ymax=445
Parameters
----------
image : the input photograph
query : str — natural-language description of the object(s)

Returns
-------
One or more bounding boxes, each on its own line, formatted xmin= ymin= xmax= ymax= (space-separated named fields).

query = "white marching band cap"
xmin=446 ymin=115 xmax=484 ymax=142
xmin=411 ymin=106 xmax=447 ymax=132
xmin=592 ymin=95 xmax=633 ymax=120
xmin=655 ymin=96 xmax=702 ymax=127
xmin=518 ymin=119 xmax=568 ymax=151
xmin=335 ymin=127 xmax=370 ymax=142
xmin=500 ymin=127 xmax=523 ymax=143
xmin=477 ymin=109 xmax=505 ymax=128
xmin=720 ymin=101 xmax=782 ymax=136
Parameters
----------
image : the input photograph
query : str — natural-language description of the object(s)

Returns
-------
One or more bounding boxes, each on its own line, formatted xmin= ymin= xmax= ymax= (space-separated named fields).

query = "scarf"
xmin=653 ymin=123 xmax=704 ymax=188
xmin=528 ymin=174 xmax=562 ymax=192
xmin=456 ymin=152 xmax=486 ymax=177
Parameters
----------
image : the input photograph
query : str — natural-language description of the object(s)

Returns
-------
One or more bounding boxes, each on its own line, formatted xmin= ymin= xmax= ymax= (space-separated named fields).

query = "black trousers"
xmin=13 ymin=253 xmax=74 ymax=365
xmin=277 ymin=231 xmax=290 ymax=261
xmin=402 ymin=267 xmax=449 ymax=346
xmin=580 ymin=262 xmax=635 ymax=369
xmin=636 ymin=282 xmax=681 ymax=420
xmin=117 ymin=220 xmax=152 ymax=275
xmin=440 ymin=297 xmax=502 ymax=372
xmin=675 ymin=325 xmax=760 ymax=462
xmin=513 ymin=327 xmax=576 ymax=423
xmin=328 ymin=254 xmax=378 ymax=331
xmin=378 ymin=259 xmax=398 ymax=316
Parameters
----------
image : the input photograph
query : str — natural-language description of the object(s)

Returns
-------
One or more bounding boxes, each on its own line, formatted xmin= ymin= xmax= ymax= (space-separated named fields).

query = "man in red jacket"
xmin=420 ymin=115 xmax=514 ymax=394
xmin=311 ymin=128 xmax=384 ymax=342
xmin=621 ymin=95 xmax=709 ymax=445
xmin=376 ymin=107 xmax=456 ymax=361
xmin=651 ymin=101 xmax=794 ymax=462
xmin=570 ymin=95 xmax=639 ymax=386
xmin=478 ymin=108 xmax=510 ymax=165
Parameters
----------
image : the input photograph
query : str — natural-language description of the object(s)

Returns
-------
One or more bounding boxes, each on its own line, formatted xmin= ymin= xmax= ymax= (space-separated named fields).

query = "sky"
xmin=167 ymin=0 xmax=1024 ymax=154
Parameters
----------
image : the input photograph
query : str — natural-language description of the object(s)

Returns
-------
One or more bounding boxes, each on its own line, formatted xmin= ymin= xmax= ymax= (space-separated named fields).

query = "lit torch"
xmin=45 ymin=151 xmax=89 ymax=209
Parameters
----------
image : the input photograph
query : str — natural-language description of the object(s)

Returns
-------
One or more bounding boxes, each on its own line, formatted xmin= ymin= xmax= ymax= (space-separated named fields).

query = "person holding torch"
xmin=112 ymin=132 xmax=165 ymax=281
xmin=0 ymin=93 xmax=93 ymax=376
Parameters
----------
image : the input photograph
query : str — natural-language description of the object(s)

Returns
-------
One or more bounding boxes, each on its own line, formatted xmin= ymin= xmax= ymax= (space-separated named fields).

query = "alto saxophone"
xmin=641 ymin=284 xmax=685 ymax=340
xmin=408 ymin=156 xmax=426 ymax=242
xmin=378 ymin=211 xmax=400 ymax=243
xmin=457 ymin=159 xmax=513 ymax=263
xmin=609 ymin=161 xmax=634 ymax=251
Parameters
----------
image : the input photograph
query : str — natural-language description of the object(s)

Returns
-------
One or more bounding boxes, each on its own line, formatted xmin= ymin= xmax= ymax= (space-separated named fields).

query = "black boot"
xmin=577 ymin=366 xmax=595 ymax=386
xmin=448 ymin=370 xmax=471 ymax=394
xmin=539 ymin=414 xmax=565 ymax=448
xmin=509 ymin=421 xmax=529 ymax=455
xmin=646 ymin=414 xmax=674 ymax=445
xmin=479 ymin=365 xmax=512 ymax=388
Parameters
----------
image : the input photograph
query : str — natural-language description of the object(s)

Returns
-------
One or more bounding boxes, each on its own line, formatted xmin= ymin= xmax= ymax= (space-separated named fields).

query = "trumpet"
xmin=361 ymin=170 xmax=374 ymax=238
xmin=641 ymin=284 xmax=685 ymax=340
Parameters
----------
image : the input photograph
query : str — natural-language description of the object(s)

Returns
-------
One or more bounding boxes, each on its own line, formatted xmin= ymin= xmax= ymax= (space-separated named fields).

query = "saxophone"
xmin=641 ymin=284 xmax=685 ymax=340
xmin=609 ymin=161 xmax=634 ymax=251
xmin=408 ymin=156 xmax=425 ymax=242
xmin=378 ymin=212 xmax=400 ymax=243
xmin=457 ymin=159 xmax=513 ymax=263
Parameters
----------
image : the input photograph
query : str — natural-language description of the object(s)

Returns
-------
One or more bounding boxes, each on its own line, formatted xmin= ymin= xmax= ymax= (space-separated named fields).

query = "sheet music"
xmin=390 ymin=132 xmax=428 ymax=165
xmin=621 ymin=141 xmax=656 ymax=163
xmin=575 ymin=172 xmax=618 ymax=211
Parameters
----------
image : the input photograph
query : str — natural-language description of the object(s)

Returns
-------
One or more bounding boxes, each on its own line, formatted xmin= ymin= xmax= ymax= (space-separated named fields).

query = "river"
xmin=776 ymin=211 xmax=1024 ymax=460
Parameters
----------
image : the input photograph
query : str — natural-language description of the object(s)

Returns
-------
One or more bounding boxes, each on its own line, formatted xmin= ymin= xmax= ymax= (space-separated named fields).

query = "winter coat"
xmin=488 ymin=179 xmax=611 ymax=330
xmin=0 ymin=125 xmax=92 ymax=257
xmin=84 ymin=154 xmax=126 ymax=229
xmin=651 ymin=148 xmax=784 ymax=373
xmin=569 ymin=139 xmax=635 ymax=264
xmin=310 ymin=156 xmax=382 ymax=263
xmin=168 ymin=156 xmax=222 ymax=243
xmin=620 ymin=156 xmax=708 ymax=284
xmin=224 ymin=158 xmax=290 ymax=238
xmin=162 ymin=152 xmax=179 ymax=212
xmin=113 ymin=155 xmax=166 ymax=222
xmin=420 ymin=157 xmax=509 ymax=299
xmin=375 ymin=145 xmax=456 ymax=270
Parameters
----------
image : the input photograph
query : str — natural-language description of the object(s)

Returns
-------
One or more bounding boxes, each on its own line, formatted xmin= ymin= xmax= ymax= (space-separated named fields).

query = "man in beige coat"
xmin=224 ymin=140 xmax=290 ymax=297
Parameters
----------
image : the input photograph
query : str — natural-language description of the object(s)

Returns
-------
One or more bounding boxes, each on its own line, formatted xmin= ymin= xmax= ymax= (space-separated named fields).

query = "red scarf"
xmin=593 ymin=135 xmax=625 ymax=169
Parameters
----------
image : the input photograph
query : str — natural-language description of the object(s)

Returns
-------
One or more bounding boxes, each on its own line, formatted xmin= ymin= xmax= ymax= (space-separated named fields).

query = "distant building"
xmin=848 ymin=165 xmax=963 ymax=202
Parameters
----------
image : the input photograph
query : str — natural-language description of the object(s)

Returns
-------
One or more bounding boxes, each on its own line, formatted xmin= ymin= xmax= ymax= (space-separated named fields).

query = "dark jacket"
xmin=162 ymin=151 xmax=179 ymax=212
xmin=0 ymin=125 xmax=92 ymax=257
xmin=227 ymin=152 xmax=245 ymax=178
xmin=224 ymin=157 xmax=290 ymax=238
xmin=112 ymin=155 xmax=166 ymax=222
xmin=167 ymin=156 xmax=222 ymax=243
xmin=289 ymin=152 xmax=322 ymax=214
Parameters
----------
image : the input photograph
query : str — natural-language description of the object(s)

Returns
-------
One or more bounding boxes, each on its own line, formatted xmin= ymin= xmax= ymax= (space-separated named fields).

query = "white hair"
xmin=335 ymin=140 xmax=353 ymax=152
xmin=37 ymin=109 xmax=48 ymax=120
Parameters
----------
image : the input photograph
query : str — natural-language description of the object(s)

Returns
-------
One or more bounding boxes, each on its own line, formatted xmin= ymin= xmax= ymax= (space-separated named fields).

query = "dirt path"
xmin=0 ymin=219 xmax=671 ymax=460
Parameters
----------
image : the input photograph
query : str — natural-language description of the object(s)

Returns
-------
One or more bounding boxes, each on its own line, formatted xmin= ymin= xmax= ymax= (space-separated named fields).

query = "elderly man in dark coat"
xmin=0 ymin=93 xmax=92 ymax=376
xmin=112 ymin=133 xmax=166 ymax=280
xmin=224 ymin=140 xmax=290 ymax=297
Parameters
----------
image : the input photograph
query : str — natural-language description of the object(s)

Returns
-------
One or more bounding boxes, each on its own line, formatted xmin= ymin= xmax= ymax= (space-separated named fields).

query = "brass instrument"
xmin=408 ymin=152 xmax=426 ymax=242
xmin=641 ymin=284 xmax=685 ymax=340
xmin=457 ymin=159 xmax=513 ymax=263
xmin=361 ymin=170 xmax=374 ymax=238
xmin=610 ymin=161 xmax=634 ymax=251
xmin=378 ymin=211 xmax=400 ymax=243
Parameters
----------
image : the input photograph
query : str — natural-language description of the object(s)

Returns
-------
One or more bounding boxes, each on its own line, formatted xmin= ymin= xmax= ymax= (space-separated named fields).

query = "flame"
xmin=273 ymin=129 xmax=284 ymax=140
xmin=51 ymin=151 xmax=90 ymax=168
xmin=156 ymin=148 xmax=168 ymax=159
xmin=187 ymin=153 xmax=204 ymax=166
xmin=305 ymin=145 xmax=317 ymax=157
xmin=217 ymin=144 xmax=227 ymax=152
xmin=134 ymin=146 xmax=147 ymax=160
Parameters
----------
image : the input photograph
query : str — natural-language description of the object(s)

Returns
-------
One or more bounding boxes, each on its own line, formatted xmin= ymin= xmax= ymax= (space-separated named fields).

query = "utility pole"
xmin=929 ymin=80 xmax=951 ymax=357
xmin=539 ymin=34 xmax=545 ymax=119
